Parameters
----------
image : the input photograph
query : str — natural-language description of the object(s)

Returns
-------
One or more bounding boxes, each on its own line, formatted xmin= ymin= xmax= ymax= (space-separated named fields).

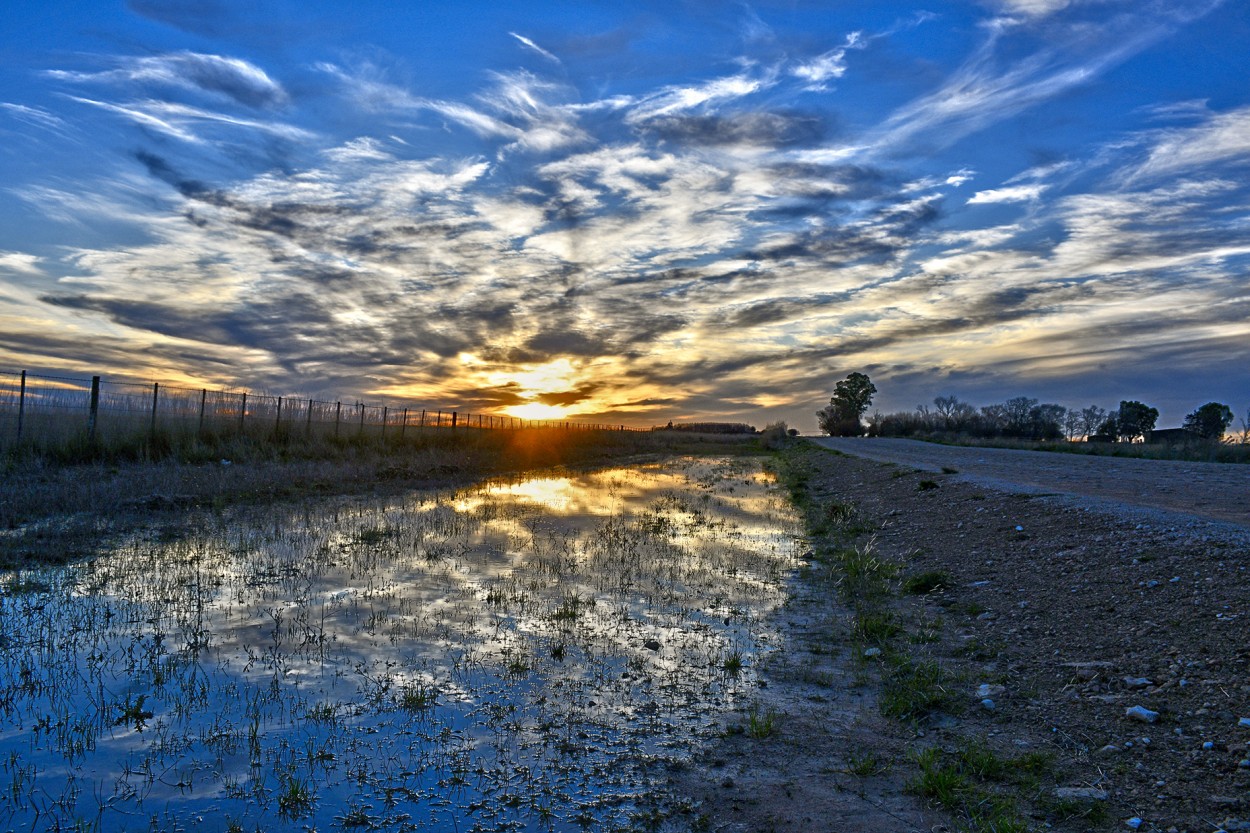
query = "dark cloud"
xmin=725 ymin=297 xmax=817 ymax=328
xmin=643 ymin=110 xmax=829 ymax=148
xmin=537 ymin=383 xmax=601 ymax=406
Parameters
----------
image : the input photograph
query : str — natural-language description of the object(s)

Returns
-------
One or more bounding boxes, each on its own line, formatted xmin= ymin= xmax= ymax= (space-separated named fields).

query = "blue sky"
xmin=1 ymin=0 xmax=1247 ymax=427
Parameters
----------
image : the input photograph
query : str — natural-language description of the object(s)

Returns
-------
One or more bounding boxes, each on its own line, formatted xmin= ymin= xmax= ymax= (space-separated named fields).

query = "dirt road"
xmin=810 ymin=437 xmax=1250 ymax=531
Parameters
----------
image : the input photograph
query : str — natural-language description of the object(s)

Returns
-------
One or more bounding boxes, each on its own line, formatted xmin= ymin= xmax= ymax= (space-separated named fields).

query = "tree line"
xmin=818 ymin=373 xmax=1246 ymax=443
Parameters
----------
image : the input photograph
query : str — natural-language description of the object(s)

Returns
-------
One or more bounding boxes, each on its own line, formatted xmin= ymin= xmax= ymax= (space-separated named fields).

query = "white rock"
xmin=1123 ymin=677 xmax=1153 ymax=689
xmin=1239 ymin=717 xmax=1250 ymax=728
xmin=1126 ymin=705 xmax=1159 ymax=723
xmin=1125 ymin=818 xmax=1143 ymax=830
xmin=863 ymin=647 xmax=881 ymax=657
xmin=981 ymin=698 xmax=996 ymax=711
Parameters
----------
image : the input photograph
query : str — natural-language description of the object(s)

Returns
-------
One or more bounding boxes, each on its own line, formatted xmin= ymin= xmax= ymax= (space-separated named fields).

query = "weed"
xmin=277 ymin=775 xmax=314 ymax=820
xmin=1046 ymin=796 xmax=1108 ymax=824
xmin=848 ymin=751 xmax=887 ymax=777
xmin=399 ymin=682 xmax=436 ymax=712
xmin=902 ymin=570 xmax=952 ymax=595
xmin=941 ymin=466 xmax=958 ymax=474
xmin=880 ymin=657 xmax=951 ymax=720
xmin=721 ymin=650 xmax=744 ymax=674
xmin=852 ymin=610 xmax=900 ymax=644
xmin=917 ymin=480 xmax=939 ymax=491
xmin=114 ymin=694 xmax=154 ymax=732
xmin=745 ymin=707 xmax=779 ymax=739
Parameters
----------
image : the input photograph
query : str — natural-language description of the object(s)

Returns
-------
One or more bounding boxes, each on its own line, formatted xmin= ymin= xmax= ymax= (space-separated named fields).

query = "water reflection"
xmin=0 ymin=457 xmax=800 ymax=831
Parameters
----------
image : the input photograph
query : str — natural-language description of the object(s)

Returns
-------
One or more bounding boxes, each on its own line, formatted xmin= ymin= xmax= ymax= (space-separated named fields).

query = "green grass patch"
xmin=902 ymin=570 xmax=952 ymax=595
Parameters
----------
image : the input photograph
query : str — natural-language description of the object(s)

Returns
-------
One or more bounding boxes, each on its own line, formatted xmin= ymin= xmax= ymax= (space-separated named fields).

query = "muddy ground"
xmin=673 ymin=442 xmax=1249 ymax=833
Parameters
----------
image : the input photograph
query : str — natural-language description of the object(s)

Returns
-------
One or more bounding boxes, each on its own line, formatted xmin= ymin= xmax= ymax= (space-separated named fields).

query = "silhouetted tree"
xmin=818 ymin=372 xmax=876 ymax=436
xmin=1115 ymin=400 xmax=1159 ymax=443
xmin=1183 ymin=402 xmax=1234 ymax=440
xmin=1077 ymin=405 xmax=1107 ymax=440
xmin=1027 ymin=403 xmax=1066 ymax=440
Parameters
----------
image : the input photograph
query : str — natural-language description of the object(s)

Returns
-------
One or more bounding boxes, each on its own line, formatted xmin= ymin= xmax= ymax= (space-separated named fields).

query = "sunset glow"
xmin=1 ymin=2 xmax=1247 ymax=427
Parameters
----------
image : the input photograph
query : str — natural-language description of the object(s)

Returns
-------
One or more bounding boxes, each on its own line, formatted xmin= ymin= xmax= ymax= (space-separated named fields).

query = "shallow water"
xmin=0 ymin=457 xmax=802 ymax=832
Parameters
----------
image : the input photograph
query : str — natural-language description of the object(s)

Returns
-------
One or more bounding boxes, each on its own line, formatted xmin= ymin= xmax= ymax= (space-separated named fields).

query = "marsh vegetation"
xmin=0 ymin=457 xmax=800 ymax=832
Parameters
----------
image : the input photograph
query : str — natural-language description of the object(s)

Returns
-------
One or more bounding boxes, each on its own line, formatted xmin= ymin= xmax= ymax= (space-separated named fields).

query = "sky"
xmin=1 ymin=0 xmax=1247 ymax=429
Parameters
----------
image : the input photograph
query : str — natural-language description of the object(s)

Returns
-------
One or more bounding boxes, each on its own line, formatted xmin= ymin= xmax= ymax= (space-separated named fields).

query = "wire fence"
xmin=0 ymin=369 xmax=632 ymax=452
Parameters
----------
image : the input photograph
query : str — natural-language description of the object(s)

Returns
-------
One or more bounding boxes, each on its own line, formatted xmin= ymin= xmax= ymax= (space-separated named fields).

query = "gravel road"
xmin=809 ymin=437 xmax=1250 ymax=531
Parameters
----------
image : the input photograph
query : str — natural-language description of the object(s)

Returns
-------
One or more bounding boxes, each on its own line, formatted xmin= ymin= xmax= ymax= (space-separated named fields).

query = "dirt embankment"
xmin=675 ymin=442 xmax=1249 ymax=833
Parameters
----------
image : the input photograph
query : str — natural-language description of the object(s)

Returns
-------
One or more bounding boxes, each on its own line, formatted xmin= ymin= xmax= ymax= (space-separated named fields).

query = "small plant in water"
xmin=721 ymin=650 xmax=743 ymax=674
xmin=745 ymin=706 xmax=778 ymax=739
xmin=277 ymin=774 xmax=314 ymax=820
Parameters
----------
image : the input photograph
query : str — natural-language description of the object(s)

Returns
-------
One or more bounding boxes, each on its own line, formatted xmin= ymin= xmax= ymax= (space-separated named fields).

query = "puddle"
xmin=0 ymin=457 xmax=802 ymax=831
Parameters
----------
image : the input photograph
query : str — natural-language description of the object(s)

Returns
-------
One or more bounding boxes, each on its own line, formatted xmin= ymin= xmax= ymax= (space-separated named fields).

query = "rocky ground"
xmin=672 ymin=442 xmax=1249 ymax=833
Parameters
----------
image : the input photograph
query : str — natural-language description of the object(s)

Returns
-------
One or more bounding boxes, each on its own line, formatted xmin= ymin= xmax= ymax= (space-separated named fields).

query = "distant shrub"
xmin=759 ymin=421 xmax=791 ymax=450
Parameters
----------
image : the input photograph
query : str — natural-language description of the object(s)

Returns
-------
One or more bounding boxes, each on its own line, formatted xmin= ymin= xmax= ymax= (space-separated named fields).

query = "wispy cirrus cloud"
xmin=46 ymin=51 xmax=288 ymax=108
xmin=967 ymin=184 xmax=1047 ymax=204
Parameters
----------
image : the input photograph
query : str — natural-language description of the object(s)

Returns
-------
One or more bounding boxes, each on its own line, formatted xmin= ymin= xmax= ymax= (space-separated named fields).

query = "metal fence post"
xmin=381 ymin=406 xmax=388 ymax=439
xmin=88 ymin=376 xmax=100 ymax=440
xmin=198 ymin=389 xmax=207 ymax=434
xmin=401 ymin=407 xmax=408 ymax=439
xmin=358 ymin=402 xmax=364 ymax=436
xmin=239 ymin=392 xmax=247 ymax=433
xmin=452 ymin=412 xmax=457 ymax=430
xmin=16 ymin=370 xmax=25 ymax=442
xmin=150 ymin=382 xmax=159 ymax=438
xmin=275 ymin=396 xmax=283 ymax=434
xmin=334 ymin=401 xmax=341 ymax=437
xmin=306 ymin=399 xmax=313 ymax=437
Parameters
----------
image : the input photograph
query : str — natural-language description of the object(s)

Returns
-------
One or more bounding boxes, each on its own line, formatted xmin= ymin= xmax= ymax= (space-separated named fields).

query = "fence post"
xmin=420 ymin=409 xmax=426 ymax=428
xmin=401 ymin=407 xmax=408 ymax=439
xmin=16 ymin=370 xmax=25 ymax=442
xmin=436 ymin=410 xmax=442 ymax=428
xmin=150 ymin=382 xmax=159 ymax=438
xmin=335 ymin=401 xmax=341 ymax=437
xmin=452 ymin=412 xmax=457 ymax=430
xmin=88 ymin=375 xmax=100 ymax=441
xmin=275 ymin=396 xmax=283 ymax=434
xmin=198 ymin=389 xmax=207 ymax=434
xmin=358 ymin=402 xmax=364 ymax=436
xmin=239 ymin=392 xmax=247 ymax=433
xmin=381 ymin=406 xmax=388 ymax=439
xmin=306 ymin=399 xmax=313 ymax=438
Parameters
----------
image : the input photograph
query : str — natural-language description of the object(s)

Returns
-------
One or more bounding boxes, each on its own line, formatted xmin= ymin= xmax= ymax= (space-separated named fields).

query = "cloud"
xmin=625 ymin=71 xmax=776 ymax=124
xmin=0 ymin=252 xmax=45 ymax=276
xmin=47 ymin=51 xmax=288 ymax=109
xmin=0 ymin=103 xmax=70 ymax=133
xmin=966 ymin=184 xmax=1047 ymax=204
xmin=642 ymin=111 xmax=827 ymax=149
xmin=791 ymin=32 xmax=863 ymax=89
xmin=1128 ymin=106 xmax=1250 ymax=182
xmin=67 ymin=96 xmax=314 ymax=145
xmin=510 ymin=33 xmax=561 ymax=64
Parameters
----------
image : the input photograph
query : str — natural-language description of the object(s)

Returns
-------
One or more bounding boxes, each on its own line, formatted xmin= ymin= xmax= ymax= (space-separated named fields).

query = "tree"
xmin=1115 ymin=400 xmax=1158 ymax=443
xmin=1002 ymin=396 xmax=1038 ymax=437
xmin=817 ymin=372 xmax=877 ymax=436
xmin=1077 ymin=405 xmax=1107 ymax=440
xmin=1183 ymin=402 xmax=1234 ymax=440
xmin=1027 ymin=403 xmax=1066 ymax=440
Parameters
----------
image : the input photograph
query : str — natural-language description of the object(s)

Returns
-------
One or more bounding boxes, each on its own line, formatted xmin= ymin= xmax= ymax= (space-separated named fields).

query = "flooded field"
xmin=0 ymin=457 xmax=803 ymax=832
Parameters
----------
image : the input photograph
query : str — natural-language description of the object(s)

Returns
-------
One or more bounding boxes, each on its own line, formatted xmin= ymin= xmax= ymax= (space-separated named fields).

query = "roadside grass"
xmin=774 ymin=443 xmax=1065 ymax=831
xmin=907 ymin=741 xmax=1057 ymax=833
xmin=914 ymin=433 xmax=1250 ymax=465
